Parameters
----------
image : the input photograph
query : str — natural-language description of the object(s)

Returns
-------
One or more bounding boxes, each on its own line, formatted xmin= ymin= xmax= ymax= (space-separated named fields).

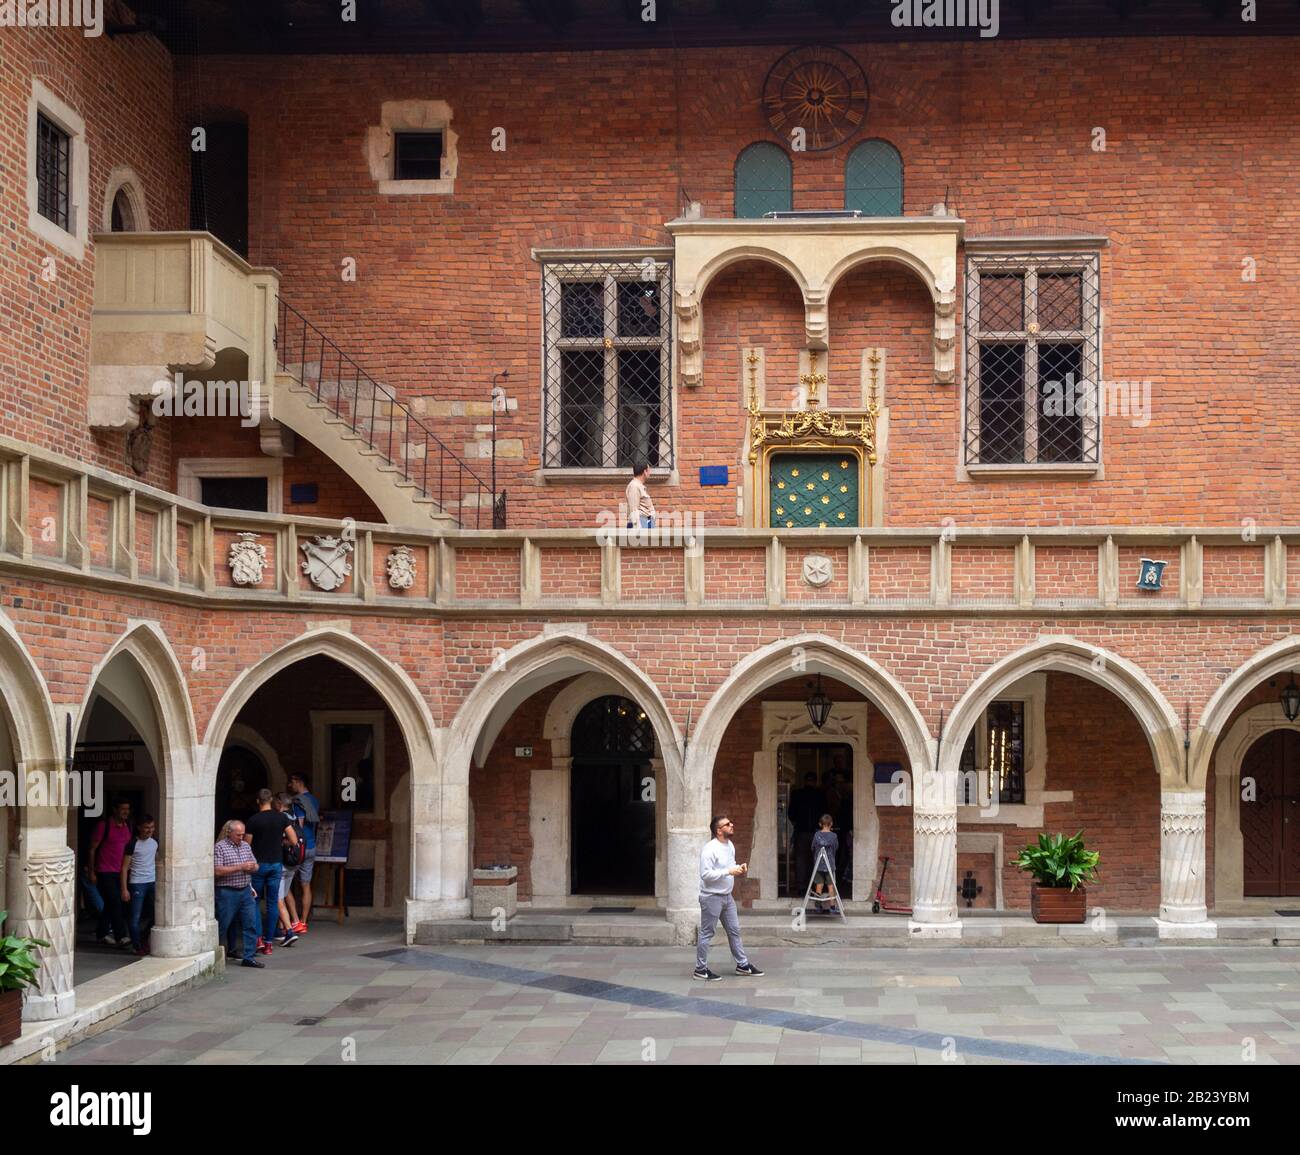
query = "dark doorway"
xmin=570 ymin=696 xmax=655 ymax=896
xmin=215 ymin=744 xmax=269 ymax=837
xmin=191 ymin=119 xmax=249 ymax=257
xmin=1240 ymin=729 xmax=1300 ymax=896
xmin=778 ymin=743 xmax=853 ymax=899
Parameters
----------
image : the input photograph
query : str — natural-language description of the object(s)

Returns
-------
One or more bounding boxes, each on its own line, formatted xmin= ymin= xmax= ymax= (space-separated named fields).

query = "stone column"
xmin=666 ymin=824 xmax=706 ymax=944
xmin=910 ymin=807 xmax=960 ymax=937
xmin=6 ymin=834 xmax=76 ymax=1021
xmin=405 ymin=738 xmax=470 ymax=942
xmin=150 ymin=782 xmax=216 ymax=958
xmin=1157 ymin=790 xmax=1216 ymax=938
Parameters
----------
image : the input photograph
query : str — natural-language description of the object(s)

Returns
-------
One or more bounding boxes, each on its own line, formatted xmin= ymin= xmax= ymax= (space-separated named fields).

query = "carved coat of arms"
xmin=300 ymin=534 xmax=354 ymax=591
xmin=802 ymin=553 xmax=833 ymax=587
xmin=386 ymin=545 xmax=417 ymax=590
xmin=228 ymin=532 xmax=268 ymax=586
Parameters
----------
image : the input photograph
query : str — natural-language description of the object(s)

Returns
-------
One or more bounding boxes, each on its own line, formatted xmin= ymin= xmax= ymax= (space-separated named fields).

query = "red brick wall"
xmin=620 ymin=548 xmax=682 ymax=602
xmin=785 ymin=546 xmax=850 ymax=603
xmin=169 ymin=416 xmax=384 ymax=523
xmin=1036 ymin=546 xmax=1098 ymax=602
xmin=869 ymin=545 xmax=931 ymax=598
xmin=162 ymin=36 xmax=1299 ymax=530
xmin=1 ymin=26 xmax=187 ymax=486
xmin=952 ymin=545 xmax=1015 ymax=602
xmin=455 ymin=548 xmax=521 ymax=600
xmin=704 ymin=546 xmax=766 ymax=602
xmin=539 ymin=546 xmax=602 ymax=601
xmin=1203 ymin=545 xmax=1265 ymax=600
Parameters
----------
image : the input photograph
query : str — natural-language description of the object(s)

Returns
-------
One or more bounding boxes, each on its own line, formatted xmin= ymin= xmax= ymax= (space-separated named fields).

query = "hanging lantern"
xmin=806 ymin=675 xmax=832 ymax=730
xmin=1281 ymin=674 xmax=1300 ymax=723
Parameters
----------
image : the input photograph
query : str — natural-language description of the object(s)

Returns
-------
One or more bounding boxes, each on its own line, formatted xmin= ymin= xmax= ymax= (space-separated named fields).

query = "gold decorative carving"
xmin=747 ymin=348 xmax=876 ymax=466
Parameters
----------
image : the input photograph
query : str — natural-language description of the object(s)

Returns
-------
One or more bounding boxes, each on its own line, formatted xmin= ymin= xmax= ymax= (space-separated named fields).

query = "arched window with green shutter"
xmin=735 ymin=142 xmax=793 ymax=219
xmin=845 ymin=139 xmax=903 ymax=216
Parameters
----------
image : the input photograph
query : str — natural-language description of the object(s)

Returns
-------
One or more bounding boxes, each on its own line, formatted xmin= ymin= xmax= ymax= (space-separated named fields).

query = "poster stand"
xmin=311 ymin=811 xmax=353 ymax=927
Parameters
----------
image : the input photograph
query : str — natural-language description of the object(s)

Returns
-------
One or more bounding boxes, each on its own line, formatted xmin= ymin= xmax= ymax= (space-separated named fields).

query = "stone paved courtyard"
xmin=45 ymin=920 xmax=1300 ymax=1066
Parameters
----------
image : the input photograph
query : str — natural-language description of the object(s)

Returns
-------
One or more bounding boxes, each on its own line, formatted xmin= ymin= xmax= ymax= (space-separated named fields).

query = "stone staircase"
xmin=273 ymin=298 xmax=493 ymax=530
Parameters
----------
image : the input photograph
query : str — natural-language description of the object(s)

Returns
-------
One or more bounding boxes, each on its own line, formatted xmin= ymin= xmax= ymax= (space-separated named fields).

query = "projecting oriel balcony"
xmin=88 ymin=231 xmax=279 ymax=430
xmin=666 ymin=211 xmax=963 ymax=388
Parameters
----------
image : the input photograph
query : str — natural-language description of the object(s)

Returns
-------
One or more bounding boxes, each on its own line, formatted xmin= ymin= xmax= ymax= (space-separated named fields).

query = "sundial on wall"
xmin=761 ymin=45 xmax=869 ymax=152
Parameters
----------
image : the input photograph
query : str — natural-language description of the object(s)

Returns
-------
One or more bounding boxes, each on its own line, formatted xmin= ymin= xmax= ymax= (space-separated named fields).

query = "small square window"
xmin=393 ymin=132 xmax=443 ymax=181
xmin=37 ymin=112 xmax=71 ymax=232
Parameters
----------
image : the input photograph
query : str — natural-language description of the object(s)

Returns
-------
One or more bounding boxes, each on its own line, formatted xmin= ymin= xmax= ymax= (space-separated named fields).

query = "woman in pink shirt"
xmin=86 ymin=798 xmax=133 ymax=947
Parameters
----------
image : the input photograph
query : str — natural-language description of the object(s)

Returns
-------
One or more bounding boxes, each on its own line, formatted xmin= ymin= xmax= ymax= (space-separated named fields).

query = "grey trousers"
xmin=696 ymin=892 xmax=749 ymax=971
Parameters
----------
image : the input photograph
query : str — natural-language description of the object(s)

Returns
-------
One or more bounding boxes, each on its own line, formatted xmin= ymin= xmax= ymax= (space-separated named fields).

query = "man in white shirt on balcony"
xmin=625 ymin=461 xmax=655 ymax=529
xmin=694 ymin=815 xmax=764 ymax=981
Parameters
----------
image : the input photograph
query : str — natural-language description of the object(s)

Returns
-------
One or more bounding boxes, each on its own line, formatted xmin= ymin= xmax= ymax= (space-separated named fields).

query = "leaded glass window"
xmin=542 ymin=258 xmax=673 ymax=470
xmin=735 ymin=142 xmax=793 ymax=219
xmin=845 ymin=139 xmax=902 ymax=216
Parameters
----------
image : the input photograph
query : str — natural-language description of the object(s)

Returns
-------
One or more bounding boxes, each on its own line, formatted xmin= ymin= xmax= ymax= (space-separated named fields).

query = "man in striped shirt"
xmin=214 ymin=820 xmax=263 ymax=968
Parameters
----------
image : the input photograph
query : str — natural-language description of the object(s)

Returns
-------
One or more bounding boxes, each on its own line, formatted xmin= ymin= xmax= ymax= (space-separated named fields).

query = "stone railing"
xmin=1 ymin=436 xmax=1296 ymax=615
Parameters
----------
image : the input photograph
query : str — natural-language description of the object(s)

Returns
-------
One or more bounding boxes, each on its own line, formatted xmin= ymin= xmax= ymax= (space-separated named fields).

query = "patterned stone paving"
xmin=50 ymin=922 xmax=1300 ymax=1065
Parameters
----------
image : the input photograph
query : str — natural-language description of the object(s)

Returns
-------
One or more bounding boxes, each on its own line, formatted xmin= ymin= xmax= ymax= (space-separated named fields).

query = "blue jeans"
xmin=251 ymin=863 xmax=283 ymax=943
xmin=127 ymin=881 xmax=155 ymax=951
xmin=215 ymin=885 xmax=259 ymax=962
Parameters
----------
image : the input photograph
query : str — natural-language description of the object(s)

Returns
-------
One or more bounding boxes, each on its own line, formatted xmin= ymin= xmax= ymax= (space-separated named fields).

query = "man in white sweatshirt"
xmin=694 ymin=815 xmax=764 ymax=980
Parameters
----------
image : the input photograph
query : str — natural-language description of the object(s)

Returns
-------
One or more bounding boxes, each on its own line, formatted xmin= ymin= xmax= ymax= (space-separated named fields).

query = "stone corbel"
xmin=804 ymin=287 xmax=829 ymax=350
xmin=675 ymin=285 xmax=702 ymax=387
xmin=258 ymin=420 xmax=296 ymax=458
xmin=933 ymin=288 xmax=957 ymax=385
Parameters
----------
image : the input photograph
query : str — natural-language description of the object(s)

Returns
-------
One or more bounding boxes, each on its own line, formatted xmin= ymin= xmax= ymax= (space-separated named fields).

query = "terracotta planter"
xmin=0 ymin=988 xmax=22 ymax=1048
xmin=1030 ymin=884 xmax=1087 ymax=924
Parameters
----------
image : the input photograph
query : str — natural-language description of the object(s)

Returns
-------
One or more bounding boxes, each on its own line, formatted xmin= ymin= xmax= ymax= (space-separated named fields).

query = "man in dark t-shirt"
xmin=243 ymin=789 xmax=298 ymax=954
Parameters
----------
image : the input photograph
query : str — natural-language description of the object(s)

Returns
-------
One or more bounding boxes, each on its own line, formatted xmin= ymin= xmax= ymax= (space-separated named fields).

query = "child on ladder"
xmin=811 ymin=814 xmax=840 ymax=915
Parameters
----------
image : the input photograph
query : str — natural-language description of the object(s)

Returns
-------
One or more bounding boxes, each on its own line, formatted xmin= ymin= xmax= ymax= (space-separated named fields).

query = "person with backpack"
xmin=274 ymin=791 xmax=303 ymax=947
xmin=285 ymin=772 xmax=319 ymax=933
xmin=242 ymin=789 xmax=298 ymax=955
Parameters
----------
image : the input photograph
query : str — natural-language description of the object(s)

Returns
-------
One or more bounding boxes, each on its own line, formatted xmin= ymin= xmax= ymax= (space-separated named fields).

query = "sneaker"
xmin=98 ymin=935 xmax=117 ymax=947
xmin=291 ymin=921 xmax=308 ymax=934
xmin=240 ymin=958 xmax=265 ymax=969
xmin=257 ymin=942 xmax=273 ymax=956
xmin=692 ymin=967 xmax=723 ymax=982
xmin=735 ymin=963 xmax=765 ymax=977
xmin=276 ymin=931 xmax=299 ymax=947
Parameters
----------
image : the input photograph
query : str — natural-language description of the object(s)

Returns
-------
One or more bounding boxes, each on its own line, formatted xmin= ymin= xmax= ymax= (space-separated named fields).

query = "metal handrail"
xmin=274 ymin=297 xmax=495 ymax=528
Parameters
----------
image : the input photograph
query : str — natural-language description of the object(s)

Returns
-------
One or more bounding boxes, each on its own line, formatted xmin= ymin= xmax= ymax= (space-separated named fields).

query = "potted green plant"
xmin=1012 ymin=831 xmax=1100 ymax=924
xmin=0 ymin=910 xmax=50 ymax=1047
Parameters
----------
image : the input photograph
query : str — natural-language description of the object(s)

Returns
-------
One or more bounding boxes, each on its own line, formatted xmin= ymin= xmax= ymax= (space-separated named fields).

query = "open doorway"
xmin=570 ymin=696 xmax=656 ymax=896
xmin=778 ymin=742 xmax=853 ymax=900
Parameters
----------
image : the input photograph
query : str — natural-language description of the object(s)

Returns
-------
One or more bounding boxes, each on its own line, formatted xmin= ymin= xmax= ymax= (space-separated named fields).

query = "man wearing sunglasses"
xmin=694 ymin=815 xmax=764 ymax=981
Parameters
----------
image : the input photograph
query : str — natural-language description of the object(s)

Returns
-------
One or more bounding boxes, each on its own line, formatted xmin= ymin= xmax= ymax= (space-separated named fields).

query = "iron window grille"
xmin=393 ymin=131 xmax=443 ymax=181
xmin=735 ymin=142 xmax=793 ymax=219
xmin=37 ymin=112 xmax=71 ymax=232
xmin=964 ymin=252 xmax=1101 ymax=466
xmin=541 ymin=258 xmax=673 ymax=471
xmin=844 ymin=139 xmax=903 ymax=216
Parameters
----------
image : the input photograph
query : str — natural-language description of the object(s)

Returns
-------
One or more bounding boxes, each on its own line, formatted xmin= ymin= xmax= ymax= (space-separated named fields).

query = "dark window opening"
xmin=616 ymin=349 xmax=662 ymax=469
xmin=987 ymin=701 xmax=1026 ymax=805
xmin=559 ymin=350 xmax=604 ymax=467
xmin=37 ymin=113 xmax=71 ymax=232
xmin=980 ymin=274 xmax=1024 ymax=331
xmin=977 ymin=343 xmax=1026 ymax=464
xmin=190 ymin=120 xmax=249 ymax=257
xmin=560 ymin=281 xmax=604 ymax=339
xmin=1037 ymin=342 xmax=1085 ymax=464
xmin=393 ymin=132 xmax=443 ymax=181
xmin=199 ymin=476 xmax=269 ymax=512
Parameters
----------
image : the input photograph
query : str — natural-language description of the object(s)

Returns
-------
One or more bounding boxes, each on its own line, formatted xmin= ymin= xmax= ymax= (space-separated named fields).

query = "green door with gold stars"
xmin=769 ymin=453 xmax=861 ymax=529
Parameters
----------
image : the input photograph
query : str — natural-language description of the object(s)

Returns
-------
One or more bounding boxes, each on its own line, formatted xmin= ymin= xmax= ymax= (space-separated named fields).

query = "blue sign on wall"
xmin=290 ymin=483 xmax=319 ymax=505
xmin=1137 ymin=558 xmax=1167 ymax=591
xmin=699 ymin=466 xmax=729 ymax=486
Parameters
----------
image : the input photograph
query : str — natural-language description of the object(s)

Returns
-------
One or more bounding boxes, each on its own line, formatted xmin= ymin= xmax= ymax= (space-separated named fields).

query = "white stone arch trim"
xmin=100 ymin=164 xmax=150 ymax=232
xmin=201 ymin=627 xmax=437 ymax=781
xmin=1193 ymin=635 xmax=1300 ymax=790
xmin=1212 ymin=701 xmax=1300 ymax=907
xmin=0 ymin=608 xmax=61 ymax=769
xmin=688 ymin=633 xmax=933 ymax=819
xmin=940 ymin=636 xmax=1184 ymax=789
xmin=444 ymin=630 xmax=683 ymax=913
xmin=534 ymin=672 xmax=666 ymax=903
xmin=823 ymin=248 xmax=941 ymax=303
xmin=75 ymin=619 xmax=199 ymax=794
xmin=692 ymin=247 xmax=812 ymax=301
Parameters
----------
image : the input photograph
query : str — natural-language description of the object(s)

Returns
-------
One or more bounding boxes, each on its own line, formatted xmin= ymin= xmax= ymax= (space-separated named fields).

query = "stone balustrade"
xmin=1 ymin=436 xmax=1296 ymax=614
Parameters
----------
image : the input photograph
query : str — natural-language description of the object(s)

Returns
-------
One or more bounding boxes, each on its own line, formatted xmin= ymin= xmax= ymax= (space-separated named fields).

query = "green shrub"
xmin=0 ymin=910 xmax=50 ymax=993
xmin=1012 ymin=831 xmax=1100 ymax=891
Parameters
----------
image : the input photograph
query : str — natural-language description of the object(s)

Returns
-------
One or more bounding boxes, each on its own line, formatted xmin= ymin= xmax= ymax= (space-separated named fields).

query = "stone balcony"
xmin=89 ymin=231 xmax=279 ymax=431
xmin=1 ymin=435 xmax=1296 ymax=616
